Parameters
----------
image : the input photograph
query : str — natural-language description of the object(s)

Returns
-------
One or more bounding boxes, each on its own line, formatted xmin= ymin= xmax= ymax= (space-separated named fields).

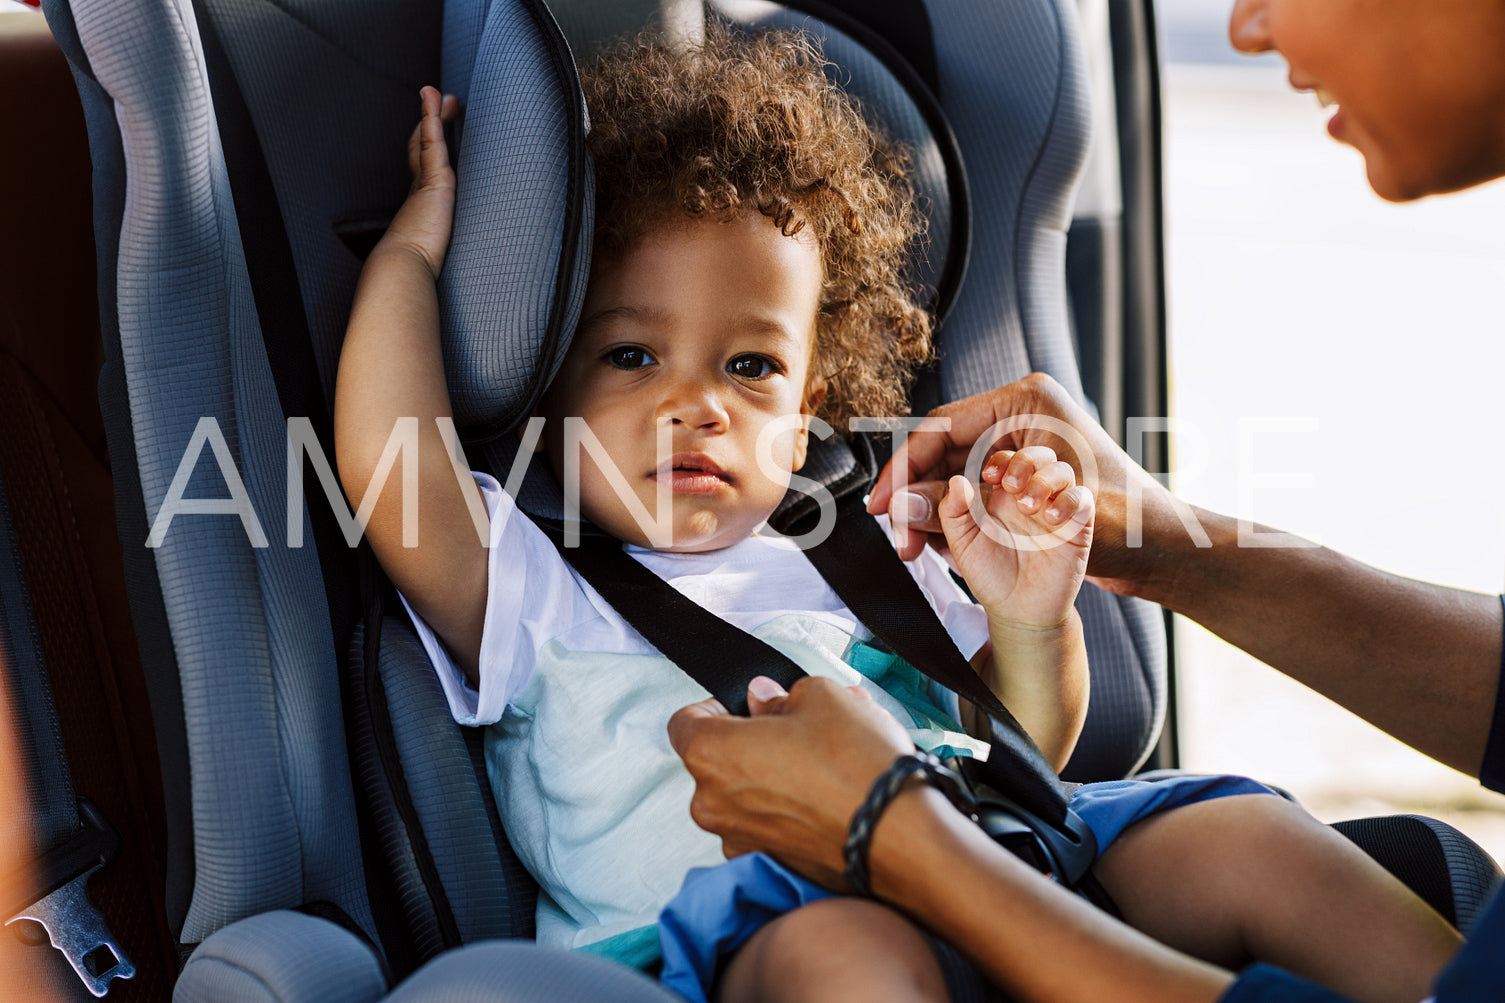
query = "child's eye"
xmin=605 ymin=346 xmax=657 ymax=369
xmin=727 ymin=354 xmax=781 ymax=379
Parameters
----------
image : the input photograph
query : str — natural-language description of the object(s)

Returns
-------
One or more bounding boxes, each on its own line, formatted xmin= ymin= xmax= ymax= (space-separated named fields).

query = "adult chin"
xmin=1357 ymin=127 xmax=1505 ymax=203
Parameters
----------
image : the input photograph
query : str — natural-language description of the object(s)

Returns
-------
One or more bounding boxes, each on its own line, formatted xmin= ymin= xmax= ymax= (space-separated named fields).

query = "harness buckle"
xmin=5 ymin=798 xmax=136 ymax=997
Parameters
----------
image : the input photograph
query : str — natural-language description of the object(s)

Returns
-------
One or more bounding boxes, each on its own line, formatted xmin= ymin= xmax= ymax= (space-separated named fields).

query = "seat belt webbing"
xmin=802 ymin=492 xmax=1068 ymax=824
xmin=0 ymin=468 xmax=136 ymax=995
xmin=543 ymin=502 xmax=1068 ymax=826
xmin=545 ymin=528 xmax=807 ymax=716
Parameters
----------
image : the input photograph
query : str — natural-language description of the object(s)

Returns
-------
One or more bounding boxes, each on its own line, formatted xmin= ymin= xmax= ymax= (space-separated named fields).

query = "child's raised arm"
xmin=936 ymin=447 xmax=1094 ymax=771
xmin=334 ymin=86 xmax=487 ymax=686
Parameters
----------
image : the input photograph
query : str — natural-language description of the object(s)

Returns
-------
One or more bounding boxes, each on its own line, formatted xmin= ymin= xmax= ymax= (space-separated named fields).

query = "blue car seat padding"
xmin=41 ymin=0 xmax=414 ymax=952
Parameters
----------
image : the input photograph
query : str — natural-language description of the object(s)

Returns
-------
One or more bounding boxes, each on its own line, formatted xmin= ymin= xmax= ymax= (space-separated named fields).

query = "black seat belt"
xmin=802 ymin=491 xmax=1068 ymax=824
xmin=541 ymin=496 xmax=1101 ymax=891
xmin=0 ymin=470 xmax=136 ymax=996
xmin=542 ymin=525 xmax=807 ymax=716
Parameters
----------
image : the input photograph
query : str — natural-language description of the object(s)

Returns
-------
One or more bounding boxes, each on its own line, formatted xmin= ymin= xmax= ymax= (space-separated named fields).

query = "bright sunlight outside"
xmin=1157 ymin=0 xmax=1505 ymax=861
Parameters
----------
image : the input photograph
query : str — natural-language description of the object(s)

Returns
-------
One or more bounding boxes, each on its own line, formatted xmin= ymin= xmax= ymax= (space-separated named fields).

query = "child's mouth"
xmin=655 ymin=454 xmax=731 ymax=493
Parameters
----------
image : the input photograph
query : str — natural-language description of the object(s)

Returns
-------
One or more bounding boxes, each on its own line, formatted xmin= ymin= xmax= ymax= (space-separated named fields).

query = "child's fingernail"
xmin=1003 ymin=475 xmax=1022 ymax=490
xmin=897 ymin=490 xmax=930 ymax=525
xmin=983 ymin=465 xmax=999 ymax=480
xmin=1046 ymin=505 xmax=1064 ymax=522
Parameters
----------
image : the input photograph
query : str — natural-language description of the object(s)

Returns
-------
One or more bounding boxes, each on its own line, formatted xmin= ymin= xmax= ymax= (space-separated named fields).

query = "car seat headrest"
xmin=440 ymin=0 xmax=968 ymax=442
xmin=707 ymin=0 xmax=970 ymax=326
xmin=437 ymin=0 xmax=594 ymax=443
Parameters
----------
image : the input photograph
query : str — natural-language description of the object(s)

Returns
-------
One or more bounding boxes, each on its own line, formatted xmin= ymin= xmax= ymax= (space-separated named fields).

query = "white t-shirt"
xmin=402 ymin=471 xmax=991 ymax=949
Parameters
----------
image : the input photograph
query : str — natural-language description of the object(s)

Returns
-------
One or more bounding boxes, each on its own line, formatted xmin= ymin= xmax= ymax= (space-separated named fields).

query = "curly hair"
xmin=579 ymin=23 xmax=933 ymax=430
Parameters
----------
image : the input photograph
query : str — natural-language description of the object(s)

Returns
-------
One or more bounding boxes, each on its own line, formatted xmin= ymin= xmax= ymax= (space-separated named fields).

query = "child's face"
xmin=537 ymin=212 xmax=825 ymax=552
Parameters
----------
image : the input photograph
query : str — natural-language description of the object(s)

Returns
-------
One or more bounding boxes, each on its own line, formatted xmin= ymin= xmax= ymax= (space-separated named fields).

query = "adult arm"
xmin=868 ymin=374 xmax=1504 ymax=779
xmin=668 ymin=678 xmax=1234 ymax=1003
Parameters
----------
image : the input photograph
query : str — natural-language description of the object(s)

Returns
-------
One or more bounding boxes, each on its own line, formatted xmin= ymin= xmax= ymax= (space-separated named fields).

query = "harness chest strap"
xmin=538 ymin=494 xmax=1098 ymax=887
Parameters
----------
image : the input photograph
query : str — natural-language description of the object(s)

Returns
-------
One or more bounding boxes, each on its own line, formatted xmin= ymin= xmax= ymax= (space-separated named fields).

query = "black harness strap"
xmin=543 ymin=506 xmax=1104 ymax=885
xmin=541 ymin=527 xmax=807 ymax=716
xmin=801 ymin=492 xmax=1069 ymax=826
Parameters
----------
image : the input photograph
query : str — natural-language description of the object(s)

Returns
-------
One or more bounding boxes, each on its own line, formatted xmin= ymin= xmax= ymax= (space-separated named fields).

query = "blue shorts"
xmin=658 ymin=772 xmax=1278 ymax=1002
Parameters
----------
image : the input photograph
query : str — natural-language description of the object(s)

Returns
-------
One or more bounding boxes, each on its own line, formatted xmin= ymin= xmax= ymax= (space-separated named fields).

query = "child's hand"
xmin=938 ymin=446 xmax=1093 ymax=632
xmin=382 ymin=86 xmax=463 ymax=278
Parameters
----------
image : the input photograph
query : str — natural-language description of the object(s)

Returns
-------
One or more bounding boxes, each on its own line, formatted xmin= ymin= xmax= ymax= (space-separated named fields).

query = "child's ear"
xmin=791 ymin=381 xmax=828 ymax=473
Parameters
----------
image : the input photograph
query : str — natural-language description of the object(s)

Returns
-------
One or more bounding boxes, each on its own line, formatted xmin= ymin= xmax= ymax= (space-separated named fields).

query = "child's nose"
xmin=655 ymin=378 xmax=728 ymax=430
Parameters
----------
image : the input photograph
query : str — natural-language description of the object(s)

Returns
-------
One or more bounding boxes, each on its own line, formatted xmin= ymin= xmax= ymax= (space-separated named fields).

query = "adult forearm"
xmin=869 ymin=786 xmax=1232 ymax=1003
xmin=1144 ymin=508 xmax=1502 ymax=777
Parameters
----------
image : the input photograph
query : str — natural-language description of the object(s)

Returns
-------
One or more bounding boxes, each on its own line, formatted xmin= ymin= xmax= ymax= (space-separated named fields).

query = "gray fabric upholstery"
xmin=66 ymin=0 xmax=376 ymax=943
xmin=1417 ymin=814 xmax=1505 ymax=935
xmin=175 ymin=911 xmax=387 ymax=1003
xmin=200 ymin=0 xmax=442 ymax=406
xmin=377 ymin=617 xmax=536 ymax=942
xmin=440 ymin=0 xmax=595 ymax=436
xmin=928 ymin=0 xmax=1088 ymax=401
xmin=710 ymin=0 xmax=957 ymax=309
xmin=0 ymin=469 xmax=77 ymax=855
xmin=384 ymin=942 xmax=680 ymax=1003
xmin=916 ymin=0 xmax=1166 ymax=778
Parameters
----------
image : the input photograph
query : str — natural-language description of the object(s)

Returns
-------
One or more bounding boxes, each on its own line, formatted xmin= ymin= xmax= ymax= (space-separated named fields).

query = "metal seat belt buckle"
xmin=4 ymin=798 xmax=136 ymax=997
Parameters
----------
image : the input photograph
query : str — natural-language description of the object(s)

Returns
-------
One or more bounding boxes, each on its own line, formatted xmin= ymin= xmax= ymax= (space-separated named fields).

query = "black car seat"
xmin=23 ymin=0 xmax=1499 ymax=999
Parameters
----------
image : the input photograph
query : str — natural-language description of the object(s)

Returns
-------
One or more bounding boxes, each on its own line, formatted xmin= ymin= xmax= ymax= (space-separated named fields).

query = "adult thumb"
xmin=747 ymin=675 xmax=790 ymax=716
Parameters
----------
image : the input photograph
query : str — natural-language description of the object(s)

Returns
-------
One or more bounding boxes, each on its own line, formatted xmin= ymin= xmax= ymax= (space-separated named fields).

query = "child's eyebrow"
xmin=732 ymin=321 xmax=804 ymax=356
xmin=575 ymin=304 xmax=668 ymax=337
xmin=575 ymin=306 xmax=807 ymax=353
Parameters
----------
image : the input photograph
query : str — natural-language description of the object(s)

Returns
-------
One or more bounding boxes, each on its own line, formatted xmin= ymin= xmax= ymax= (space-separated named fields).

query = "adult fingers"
xmin=747 ymin=676 xmax=790 ymax=716
xmin=884 ymin=480 xmax=947 ymax=561
xmin=1010 ymin=458 xmax=1075 ymax=516
xmin=666 ymin=696 xmax=730 ymax=758
xmin=868 ymin=373 xmax=1082 ymax=517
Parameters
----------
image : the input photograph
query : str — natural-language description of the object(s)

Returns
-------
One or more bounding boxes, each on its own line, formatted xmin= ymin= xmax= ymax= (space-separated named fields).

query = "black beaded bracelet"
xmin=842 ymin=750 xmax=977 ymax=898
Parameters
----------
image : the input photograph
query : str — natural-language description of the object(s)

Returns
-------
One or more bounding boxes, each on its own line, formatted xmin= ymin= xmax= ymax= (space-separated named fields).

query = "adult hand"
xmin=868 ymin=373 xmax=1196 ymax=601
xmin=667 ymin=676 xmax=914 ymax=889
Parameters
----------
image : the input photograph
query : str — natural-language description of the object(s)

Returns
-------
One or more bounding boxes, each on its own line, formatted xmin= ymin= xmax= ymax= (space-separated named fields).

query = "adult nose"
xmin=1228 ymin=0 xmax=1274 ymax=54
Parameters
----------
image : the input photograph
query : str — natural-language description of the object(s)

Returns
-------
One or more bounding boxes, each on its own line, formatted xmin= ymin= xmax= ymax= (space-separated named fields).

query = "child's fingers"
xmin=937 ymin=474 xmax=975 ymax=522
xmin=937 ymin=474 xmax=989 ymax=561
xmin=1054 ymin=485 xmax=1094 ymax=546
xmin=981 ymin=450 xmax=1016 ymax=484
xmin=992 ymin=446 xmax=1059 ymax=497
xmin=419 ymin=88 xmax=449 ymax=181
xmin=1013 ymin=459 xmax=1076 ymax=515
xmin=407 ymin=86 xmax=452 ymax=186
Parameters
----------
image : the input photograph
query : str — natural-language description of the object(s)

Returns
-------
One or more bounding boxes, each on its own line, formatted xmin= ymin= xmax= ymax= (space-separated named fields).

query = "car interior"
xmin=1 ymin=0 xmax=1500 ymax=1000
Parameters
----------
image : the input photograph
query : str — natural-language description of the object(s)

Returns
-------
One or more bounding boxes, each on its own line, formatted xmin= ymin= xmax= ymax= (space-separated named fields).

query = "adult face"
xmin=1229 ymin=0 xmax=1505 ymax=201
